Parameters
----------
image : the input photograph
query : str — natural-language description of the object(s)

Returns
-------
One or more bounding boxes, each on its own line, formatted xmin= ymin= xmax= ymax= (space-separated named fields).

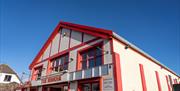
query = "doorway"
xmin=80 ymin=82 xmax=100 ymax=91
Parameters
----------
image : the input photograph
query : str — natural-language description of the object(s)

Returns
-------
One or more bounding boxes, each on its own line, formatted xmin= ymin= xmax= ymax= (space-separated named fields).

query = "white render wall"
xmin=0 ymin=73 xmax=21 ymax=84
xmin=70 ymin=30 xmax=82 ymax=48
xmin=59 ymin=28 xmax=71 ymax=52
xmin=36 ymin=28 xmax=97 ymax=63
xmin=113 ymin=39 xmax=179 ymax=91
xmin=51 ymin=31 xmax=60 ymax=56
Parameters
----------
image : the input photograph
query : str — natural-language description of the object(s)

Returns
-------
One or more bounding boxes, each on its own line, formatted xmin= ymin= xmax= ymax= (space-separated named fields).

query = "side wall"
xmin=113 ymin=39 xmax=179 ymax=91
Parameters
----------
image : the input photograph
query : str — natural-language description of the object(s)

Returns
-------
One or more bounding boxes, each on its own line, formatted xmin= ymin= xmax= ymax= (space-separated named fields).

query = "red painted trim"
xmin=33 ymin=37 xmax=100 ymax=67
xmin=60 ymin=24 xmax=110 ymax=39
xmin=165 ymin=75 xmax=171 ymax=91
xmin=31 ymin=68 xmax=35 ymax=80
xmin=29 ymin=21 xmax=112 ymax=69
xmin=110 ymin=39 xmax=123 ymax=91
xmin=155 ymin=71 xmax=162 ymax=91
xmin=68 ymin=82 xmax=70 ymax=91
xmin=50 ymin=37 xmax=100 ymax=61
xmin=68 ymin=30 xmax=72 ymax=48
xmin=77 ymin=77 xmax=102 ymax=91
xmin=112 ymin=52 xmax=123 ymax=91
xmin=173 ymin=79 xmax=177 ymax=84
xmin=49 ymin=42 xmax=52 ymax=57
xmin=34 ymin=64 xmax=43 ymax=69
xmin=46 ymin=60 xmax=51 ymax=75
xmin=29 ymin=22 xmax=61 ymax=69
xmin=139 ymin=64 xmax=147 ymax=91
xmin=113 ymin=38 xmax=179 ymax=78
xmin=60 ymin=21 xmax=112 ymax=36
xmin=58 ymin=28 xmax=62 ymax=52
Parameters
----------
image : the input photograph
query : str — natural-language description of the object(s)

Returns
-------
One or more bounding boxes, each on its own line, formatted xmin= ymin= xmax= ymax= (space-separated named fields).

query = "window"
xmin=4 ymin=75 xmax=12 ymax=82
xmin=81 ymin=83 xmax=100 ymax=91
xmin=63 ymin=85 xmax=68 ymax=91
xmin=37 ymin=68 xmax=42 ymax=80
xmin=51 ymin=54 xmax=69 ymax=72
xmin=36 ymin=67 xmax=43 ymax=80
xmin=80 ymin=46 xmax=103 ymax=69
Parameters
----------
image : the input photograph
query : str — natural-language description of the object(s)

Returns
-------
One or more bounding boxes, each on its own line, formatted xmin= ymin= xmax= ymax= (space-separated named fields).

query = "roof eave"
xmin=112 ymin=32 xmax=179 ymax=77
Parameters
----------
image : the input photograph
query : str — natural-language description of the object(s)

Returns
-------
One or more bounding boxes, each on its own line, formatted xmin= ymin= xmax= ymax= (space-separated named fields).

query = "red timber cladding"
xmin=155 ymin=71 xmax=162 ymax=91
xmin=113 ymin=53 xmax=123 ymax=91
xmin=165 ymin=75 xmax=171 ymax=91
xmin=110 ymin=39 xmax=123 ymax=91
xmin=139 ymin=64 xmax=147 ymax=91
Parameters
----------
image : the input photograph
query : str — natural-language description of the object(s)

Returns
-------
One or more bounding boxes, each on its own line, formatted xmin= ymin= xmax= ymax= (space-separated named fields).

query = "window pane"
xmin=89 ymin=59 xmax=95 ymax=68
xmin=96 ymin=57 xmax=102 ymax=66
xmin=55 ymin=59 xmax=59 ymax=67
xmin=82 ymin=61 xmax=87 ymax=69
xmin=82 ymin=84 xmax=91 ymax=91
xmin=4 ymin=75 xmax=12 ymax=82
xmin=87 ymin=50 xmax=94 ymax=58
xmin=96 ymin=48 xmax=102 ymax=66
xmin=92 ymin=83 xmax=100 ymax=91
xmin=82 ymin=53 xmax=87 ymax=60
xmin=96 ymin=48 xmax=102 ymax=56
xmin=63 ymin=86 xmax=68 ymax=91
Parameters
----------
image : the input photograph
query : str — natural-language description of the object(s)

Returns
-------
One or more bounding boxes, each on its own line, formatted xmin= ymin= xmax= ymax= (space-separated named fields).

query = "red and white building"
xmin=23 ymin=21 xmax=179 ymax=91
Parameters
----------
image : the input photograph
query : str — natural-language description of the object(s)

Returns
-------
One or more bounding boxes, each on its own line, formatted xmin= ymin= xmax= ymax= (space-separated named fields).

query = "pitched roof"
xmin=29 ymin=21 xmax=179 ymax=77
xmin=0 ymin=64 xmax=16 ymax=74
xmin=29 ymin=21 xmax=113 ymax=69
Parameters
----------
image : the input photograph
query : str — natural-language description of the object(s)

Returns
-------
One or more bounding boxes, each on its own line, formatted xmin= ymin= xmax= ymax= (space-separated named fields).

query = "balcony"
xmin=69 ymin=64 xmax=111 ymax=81
xmin=31 ymin=64 xmax=112 ymax=86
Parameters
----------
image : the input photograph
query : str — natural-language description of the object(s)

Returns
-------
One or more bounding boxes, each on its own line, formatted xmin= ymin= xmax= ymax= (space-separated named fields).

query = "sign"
xmin=103 ymin=78 xmax=114 ymax=91
xmin=42 ymin=75 xmax=61 ymax=83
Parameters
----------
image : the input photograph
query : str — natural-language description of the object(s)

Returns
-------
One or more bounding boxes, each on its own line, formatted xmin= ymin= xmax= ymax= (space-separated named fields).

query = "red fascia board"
xmin=29 ymin=21 xmax=112 ymax=69
xmin=60 ymin=21 xmax=113 ymax=36
xmin=59 ymin=24 xmax=111 ymax=39
xmin=29 ymin=22 xmax=61 ymax=69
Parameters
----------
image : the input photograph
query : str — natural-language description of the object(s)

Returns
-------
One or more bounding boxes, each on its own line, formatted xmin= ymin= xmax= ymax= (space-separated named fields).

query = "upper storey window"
xmin=4 ymin=75 xmax=12 ymax=82
xmin=80 ymin=44 xmax=103 ymax=69
xmin=51 ymin=54 xmax=69 ymax=72
xmin=35 ymin=66 xmax=43 ymax=80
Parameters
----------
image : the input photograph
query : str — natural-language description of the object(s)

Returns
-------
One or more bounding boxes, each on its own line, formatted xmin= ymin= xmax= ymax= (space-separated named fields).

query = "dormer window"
xmin=51 ymin=53 xmax=69 ymax=72
xmin=4 ymin=75 xmax=12 ymax=82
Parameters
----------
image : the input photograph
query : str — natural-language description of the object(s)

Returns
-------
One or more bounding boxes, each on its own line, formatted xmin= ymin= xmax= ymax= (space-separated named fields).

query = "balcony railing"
xmin=69 ymin=64 xmax=111 ymax=81
xmin=31 ymin=64 xmax=112 ymax=86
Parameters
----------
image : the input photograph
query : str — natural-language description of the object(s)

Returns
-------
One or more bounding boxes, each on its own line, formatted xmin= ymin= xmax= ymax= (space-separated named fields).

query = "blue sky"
xmin=0 ymin=0 xmax=179 ymax=78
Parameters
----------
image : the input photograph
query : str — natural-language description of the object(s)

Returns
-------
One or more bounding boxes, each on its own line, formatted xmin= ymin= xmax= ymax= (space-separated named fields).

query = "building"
xmin=24 ymin=21 xmax=179 ymax=91
xmin=0 ymin=64 xmax=21 ymax=84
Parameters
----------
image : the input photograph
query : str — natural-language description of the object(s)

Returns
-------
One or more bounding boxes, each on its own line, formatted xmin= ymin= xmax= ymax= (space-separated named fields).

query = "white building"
xmin=22 ymin=21 xmax=179 ymax=91
xmin=0 ymin=64 xmax=21 ymax=84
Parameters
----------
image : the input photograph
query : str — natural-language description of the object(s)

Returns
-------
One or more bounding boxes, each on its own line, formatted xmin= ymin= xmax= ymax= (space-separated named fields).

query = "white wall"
xmin=51 ymin=31 xmax=60 ymax=56
xmin=59 ymin=28 xmax=71 ymax=52
xmin=0 ymin=73 xmax=21 ymax=84
xmin=113 ymin=39 xmax=179 ymax=91
xmin=70 ymin=30 xmax=82 ymax=48
xmin=83 ymin=33 xmax=95 ymax=42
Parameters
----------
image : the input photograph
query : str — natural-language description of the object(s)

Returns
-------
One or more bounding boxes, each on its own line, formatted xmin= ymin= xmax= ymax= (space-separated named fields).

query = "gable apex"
xmin=29 ymin=21 xmax=113 ymax=69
